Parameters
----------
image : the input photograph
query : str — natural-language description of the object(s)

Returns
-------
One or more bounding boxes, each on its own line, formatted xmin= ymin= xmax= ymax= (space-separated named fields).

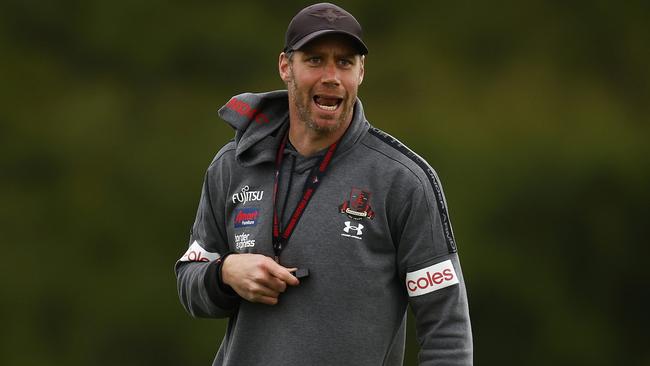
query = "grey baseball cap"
xmin=284 ymin=3 xmax=368 ymax=55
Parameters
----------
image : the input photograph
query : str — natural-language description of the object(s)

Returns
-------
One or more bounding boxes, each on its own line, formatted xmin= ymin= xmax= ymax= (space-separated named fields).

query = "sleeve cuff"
xmin=203 ymin=253 xmax=240 ymax=310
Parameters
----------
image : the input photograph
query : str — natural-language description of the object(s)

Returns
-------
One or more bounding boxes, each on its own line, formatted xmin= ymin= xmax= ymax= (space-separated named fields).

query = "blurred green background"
xmin=1 ymin=0 xmax=648 ymax=365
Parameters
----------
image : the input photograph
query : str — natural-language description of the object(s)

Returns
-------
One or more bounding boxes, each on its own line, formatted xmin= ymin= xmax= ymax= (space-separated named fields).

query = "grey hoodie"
xmin=175 ymin=90 xmax=473 ymax=365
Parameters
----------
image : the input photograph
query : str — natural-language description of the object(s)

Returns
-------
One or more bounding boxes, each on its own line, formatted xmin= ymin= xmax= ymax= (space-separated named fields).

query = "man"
xmin=176 ymin=3 xmax=472 ymax=365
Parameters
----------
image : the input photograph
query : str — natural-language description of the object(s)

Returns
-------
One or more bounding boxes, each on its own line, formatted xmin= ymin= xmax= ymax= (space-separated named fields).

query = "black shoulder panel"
xmin=368 ymin=127 xmax=457 ymax=253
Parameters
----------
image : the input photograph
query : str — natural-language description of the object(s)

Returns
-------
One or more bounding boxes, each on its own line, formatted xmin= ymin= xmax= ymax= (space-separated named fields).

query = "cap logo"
xmin=310 ymin=8 xmax=347 ymax=23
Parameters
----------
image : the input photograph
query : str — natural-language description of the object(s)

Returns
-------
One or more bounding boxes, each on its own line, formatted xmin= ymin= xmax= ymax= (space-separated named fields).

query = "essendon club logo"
xmin=234 ymin=208 xmax=259 ymax=228
xmin=339 ymin=187 xmax=375 ymax=220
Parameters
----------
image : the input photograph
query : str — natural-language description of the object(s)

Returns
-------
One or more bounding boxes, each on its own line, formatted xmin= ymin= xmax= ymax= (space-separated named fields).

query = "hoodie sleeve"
xmin=395 ymin=174 xmax=473 ymax=366
xmin=175 ymin=153 xmax=240 ymax=319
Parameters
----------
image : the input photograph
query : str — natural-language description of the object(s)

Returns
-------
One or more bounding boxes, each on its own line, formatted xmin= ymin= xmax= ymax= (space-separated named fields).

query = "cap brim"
xmin=289 ymin=29 xmax=368 ymax=55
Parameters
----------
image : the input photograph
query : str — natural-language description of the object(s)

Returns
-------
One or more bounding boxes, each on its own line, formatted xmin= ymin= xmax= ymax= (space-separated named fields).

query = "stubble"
xmin=287 ymin=70 xmax=353 ymax=136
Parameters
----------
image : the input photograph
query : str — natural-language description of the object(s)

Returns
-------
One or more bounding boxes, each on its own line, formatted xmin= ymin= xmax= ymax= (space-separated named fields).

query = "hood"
xmin=217 ymin=90 xmax=369 ymax=167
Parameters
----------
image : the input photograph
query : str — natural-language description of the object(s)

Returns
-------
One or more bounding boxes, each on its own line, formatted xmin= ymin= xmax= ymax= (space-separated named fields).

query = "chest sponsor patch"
xmin=234 ymin=232 xmax=256 ymax=250
xmin=405 ymin=259 xmax=459 ymax=297
xmin=232 ymin=185 xmax=264 ymax=205
xmin=234 ymin=208 xmax=259 ymax=228
xmin=179 ymin=240 xmax=220 ymax=262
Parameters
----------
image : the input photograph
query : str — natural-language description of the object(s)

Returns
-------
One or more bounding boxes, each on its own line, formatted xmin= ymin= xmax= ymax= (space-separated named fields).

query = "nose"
xmin=321 ymin=61 xmax=340 ymax=86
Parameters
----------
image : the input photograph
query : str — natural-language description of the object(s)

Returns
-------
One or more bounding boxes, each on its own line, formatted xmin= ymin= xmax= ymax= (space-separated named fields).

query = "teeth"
xmin=317 ymin=103 xmax=338 ymax=111
xmin=314 ymin=96 xmax=341 ymax=111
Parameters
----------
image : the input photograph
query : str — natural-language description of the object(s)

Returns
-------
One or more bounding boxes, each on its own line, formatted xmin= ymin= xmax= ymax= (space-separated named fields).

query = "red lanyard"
xmin=271 ymin=131 xmax=340 ymax=263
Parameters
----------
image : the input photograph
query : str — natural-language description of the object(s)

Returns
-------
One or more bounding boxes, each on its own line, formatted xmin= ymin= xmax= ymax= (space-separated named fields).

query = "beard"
xmin=287 ymin=72 xmax=355 ymax=136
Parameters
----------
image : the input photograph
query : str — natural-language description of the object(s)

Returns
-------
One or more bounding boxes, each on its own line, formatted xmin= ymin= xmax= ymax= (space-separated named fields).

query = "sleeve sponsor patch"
xmin=405 ymin=259 xmax=459 ymax=297
xmin=179 ymin=240 xmax=220 ymax=262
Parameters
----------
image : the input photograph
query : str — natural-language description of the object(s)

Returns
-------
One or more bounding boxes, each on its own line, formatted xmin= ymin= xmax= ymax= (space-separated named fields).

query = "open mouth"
xmin=313 ymin=95 xmax=343 ymax=112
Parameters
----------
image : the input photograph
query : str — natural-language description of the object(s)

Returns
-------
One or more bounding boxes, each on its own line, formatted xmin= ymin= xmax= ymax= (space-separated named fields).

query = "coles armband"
xmin=405 ymin=259 xmax=459 ymax=297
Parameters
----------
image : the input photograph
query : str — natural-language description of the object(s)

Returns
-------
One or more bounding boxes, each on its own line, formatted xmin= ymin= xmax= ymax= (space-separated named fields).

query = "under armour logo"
xmin=343 ymin=221 xmax=364 ymax=236
xmin=310 ymin=8 xmax=347 ymax=23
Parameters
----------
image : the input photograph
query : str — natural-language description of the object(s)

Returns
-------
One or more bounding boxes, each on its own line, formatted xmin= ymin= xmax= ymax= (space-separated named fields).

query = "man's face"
xmin=279 ymin=34 xmax=365 ymax=135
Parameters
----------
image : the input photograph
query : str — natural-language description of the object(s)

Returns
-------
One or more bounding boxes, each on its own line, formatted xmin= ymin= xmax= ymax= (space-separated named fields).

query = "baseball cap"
xmin=284 ymin=3 xmax=368 ymax=55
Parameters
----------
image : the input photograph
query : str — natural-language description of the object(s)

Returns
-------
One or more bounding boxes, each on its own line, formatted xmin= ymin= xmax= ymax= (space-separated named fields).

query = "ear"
xmin=279 ymin=52 xmax=291 ymax=83
xmin=358 ymin=55 xmax=365 ymax=86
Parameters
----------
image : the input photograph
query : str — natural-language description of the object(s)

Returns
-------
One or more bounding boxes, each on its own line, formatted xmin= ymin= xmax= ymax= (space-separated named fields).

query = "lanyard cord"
xmin=271 ymin=131 xmax=340 ymax=263
xmin=277 ymin=155 xmax=296 ymax=232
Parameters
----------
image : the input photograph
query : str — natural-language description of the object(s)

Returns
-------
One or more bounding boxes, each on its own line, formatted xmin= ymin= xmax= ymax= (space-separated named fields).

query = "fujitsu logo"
xmin=405 ymin=260 xmax=459 ymax=297
xmin=232 ymin=185 xmax=264 ymax=205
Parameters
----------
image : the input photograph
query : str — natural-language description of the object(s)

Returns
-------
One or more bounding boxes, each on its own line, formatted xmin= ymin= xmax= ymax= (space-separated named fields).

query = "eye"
xmin=306 ymin=56 xmax=321 ymax=65
xmin=338 ymin=59 xmax=354 ymax=67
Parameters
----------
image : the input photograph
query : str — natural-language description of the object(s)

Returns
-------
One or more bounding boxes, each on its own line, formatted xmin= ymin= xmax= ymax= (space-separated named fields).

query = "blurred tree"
xmin=1 ymin=1 xmax=648 ymax=365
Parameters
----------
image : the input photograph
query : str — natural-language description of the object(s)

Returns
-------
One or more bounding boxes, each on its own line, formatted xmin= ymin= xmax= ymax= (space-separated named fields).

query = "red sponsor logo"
xmin=179 ymin=241 xmax=220 ymax=262
xmin=226 ymin=98 xmax=269 ymax=124
xmin=234 ymin=208 xmax=259 ymax=228
xmin=235 ymin=210 xmax=258 ymax=223
xmin=407 ymin=268 xmax=454 ymax=292
xmin=186 ymin=251 xmax=210 ymax=262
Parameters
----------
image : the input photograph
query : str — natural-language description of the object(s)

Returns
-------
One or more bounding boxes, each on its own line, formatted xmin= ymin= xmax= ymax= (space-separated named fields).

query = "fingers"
xmin=257 ymin=296 xmax=279 ymax=306
xmin=268 ymin=263 xmax=300 ymax=287
xmin=235 ymin=278 xmax=282 ymax=305
xmin=220 ymin=253 xmax=300 ymax=305
xmin=257 ymin=274 xmax=288 ymax=293
xmin=254 ymin=259 xmax=298 ymax=291
xmin=244 ymin=282 xmax=280 ymax=299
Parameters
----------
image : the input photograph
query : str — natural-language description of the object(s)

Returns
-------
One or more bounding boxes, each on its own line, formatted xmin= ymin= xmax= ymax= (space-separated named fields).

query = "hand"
xmin=221 ymin=253 xmax=300 ymax=305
